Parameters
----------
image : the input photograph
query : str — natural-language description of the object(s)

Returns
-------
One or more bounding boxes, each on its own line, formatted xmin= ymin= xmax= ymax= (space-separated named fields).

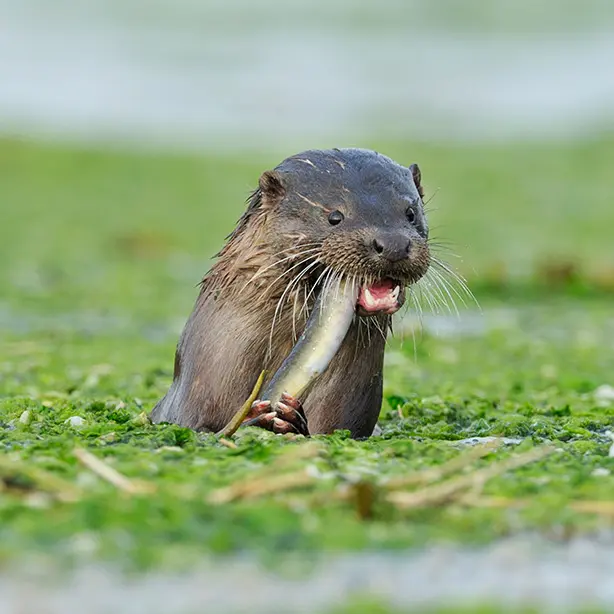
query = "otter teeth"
xmin=363 ymin=287 xmax=376 ymax=308
xmin=360 ymin=285 xmax=400 ymax=311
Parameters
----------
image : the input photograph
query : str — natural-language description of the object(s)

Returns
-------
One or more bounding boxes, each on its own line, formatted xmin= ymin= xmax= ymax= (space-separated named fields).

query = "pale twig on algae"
xmin=74 ymin=448 xmax=155 ymax=495
xmin=386 ymin=445 xmax=555 ymax=510
xmin=0 ymin=454 xmax=80 ymax=503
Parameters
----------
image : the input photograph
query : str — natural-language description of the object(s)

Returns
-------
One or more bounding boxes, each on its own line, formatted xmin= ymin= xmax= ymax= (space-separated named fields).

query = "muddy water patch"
xmin=1 ymin=0 xmax=614 ymax=151
xmin=0 ymin=304 xmax=182 ymax=342
xmin=2 ymin=537 xmax=614 ymax=614
xmin=2 ymin=303 xmax=614 ymax=347
xmin=396 ymin=304 xmax=614 ymax=345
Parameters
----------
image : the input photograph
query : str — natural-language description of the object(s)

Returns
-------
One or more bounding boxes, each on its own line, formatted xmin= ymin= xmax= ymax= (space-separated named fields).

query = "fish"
xmin=260 ymin=277 xmax=359 ymax=402
xmin=217 ymin=278 xmax=359 ymax=438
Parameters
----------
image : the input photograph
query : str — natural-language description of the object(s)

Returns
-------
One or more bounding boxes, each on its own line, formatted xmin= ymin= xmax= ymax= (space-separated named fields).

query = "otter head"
xmin=253 ymin=148 xmax=430 ymax=317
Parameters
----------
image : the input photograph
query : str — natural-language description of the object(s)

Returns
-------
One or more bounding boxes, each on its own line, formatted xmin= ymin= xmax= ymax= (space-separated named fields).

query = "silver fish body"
xmin=261 ymin=278 xmax=359 ymax=402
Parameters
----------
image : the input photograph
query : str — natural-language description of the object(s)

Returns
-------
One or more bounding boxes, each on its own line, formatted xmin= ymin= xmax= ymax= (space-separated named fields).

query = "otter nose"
xmin=372 ymin=234 xmax=412 ymax=263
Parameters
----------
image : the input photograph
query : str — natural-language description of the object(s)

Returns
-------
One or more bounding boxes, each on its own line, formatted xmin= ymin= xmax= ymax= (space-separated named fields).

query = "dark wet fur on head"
xmin=151 ymin=148 xmax=432 ymax=438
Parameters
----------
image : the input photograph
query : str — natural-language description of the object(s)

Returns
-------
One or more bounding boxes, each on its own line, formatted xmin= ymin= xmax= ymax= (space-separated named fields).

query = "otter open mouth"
xmin=357 ymin=278 xmax=402 ymax=316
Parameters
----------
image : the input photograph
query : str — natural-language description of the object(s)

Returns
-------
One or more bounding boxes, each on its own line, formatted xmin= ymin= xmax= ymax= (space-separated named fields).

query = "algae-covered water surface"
xmin=1 ymin=137 xmax=614 ymax=613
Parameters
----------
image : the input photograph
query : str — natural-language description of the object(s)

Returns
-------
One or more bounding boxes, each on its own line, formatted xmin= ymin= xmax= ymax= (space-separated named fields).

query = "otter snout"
xmin=371 ymin=232 xmax=412 ymax=263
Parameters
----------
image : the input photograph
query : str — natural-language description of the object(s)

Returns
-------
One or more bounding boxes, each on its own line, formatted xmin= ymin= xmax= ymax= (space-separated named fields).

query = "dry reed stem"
xmin=208 ymin=469 xmax=316 ymax=504
xmin=385 ymin=440 xmax=502 ymax=490
xmin=216 ymin=370 xmax=267 ymax=437
xmin=208 ymin=441 xmax=324 ymax=504
xmin=462 ymin=494 xmax=614 ymax=517
xmin=74 ymin=448 xmax=155 ymax=495
xmin=218 ymin=438 xmax=238 ymax=449
xmin=387 ymin=445 xmax=555 ymax=510
xmin=0 ymin=455 xmax=80 ymax=502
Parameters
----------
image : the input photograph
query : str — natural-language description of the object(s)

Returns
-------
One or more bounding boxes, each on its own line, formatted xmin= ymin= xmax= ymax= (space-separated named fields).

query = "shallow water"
xmin=2 ymin=297 xmax=614 ymax=350
xmin=1 ymin=0 xmax=614 ymax=151
xmin=2 ymin=301 xmax=613 ymax=347
xmin=3 ymin=536 xmax=614 ymax=613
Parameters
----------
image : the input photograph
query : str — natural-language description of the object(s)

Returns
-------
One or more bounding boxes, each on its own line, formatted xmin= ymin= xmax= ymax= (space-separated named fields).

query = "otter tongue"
xmin=358 ymin=279 xmax=399 ymax=313
xmin=367 ymin=279 xmax=396 ymax=298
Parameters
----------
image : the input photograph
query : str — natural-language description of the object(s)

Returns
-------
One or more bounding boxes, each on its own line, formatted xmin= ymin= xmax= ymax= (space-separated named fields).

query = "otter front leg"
xmin=242 ymin=393 xmax=309 ymax=436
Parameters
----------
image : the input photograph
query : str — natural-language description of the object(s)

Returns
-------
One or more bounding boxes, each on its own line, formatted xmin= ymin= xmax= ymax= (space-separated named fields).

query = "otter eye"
xmin=406 ymin=208 xmax=416 ymax=224
xmin=328 ymin=210 xmax=344 ymax=225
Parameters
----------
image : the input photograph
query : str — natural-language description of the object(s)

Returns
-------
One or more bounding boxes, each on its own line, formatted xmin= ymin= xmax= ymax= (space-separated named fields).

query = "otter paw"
xmin=242 ymin=395 xmax=309 ymax=436
xmin=242 ymin=400 xmax=276 ymax=430
xmin=275 ymin=392 xmax=309 ymax=436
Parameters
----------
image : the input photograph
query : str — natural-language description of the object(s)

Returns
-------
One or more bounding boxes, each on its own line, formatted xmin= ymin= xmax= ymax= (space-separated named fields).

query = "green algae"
xmin=1 ymin=137 xmax=613 ymax=571
xmin=1 ymin=300 xmax=613 ymax=569
xmin=330 ymin=603 xmax=610 ymax=614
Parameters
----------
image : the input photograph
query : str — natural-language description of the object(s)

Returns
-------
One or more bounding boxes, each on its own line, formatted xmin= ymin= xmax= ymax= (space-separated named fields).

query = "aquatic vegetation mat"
xmin=1 ymin=137 xmax=613 ymax=579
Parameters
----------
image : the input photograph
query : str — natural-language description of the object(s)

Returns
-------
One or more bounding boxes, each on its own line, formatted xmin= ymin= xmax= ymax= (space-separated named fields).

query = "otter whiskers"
xmin=405 ymin=251 xmax=477 ymax=319
xmin=240 ymin=245 xmax=321 ymax=294
xmin=268 ymin=256 xmax=322 ymax=359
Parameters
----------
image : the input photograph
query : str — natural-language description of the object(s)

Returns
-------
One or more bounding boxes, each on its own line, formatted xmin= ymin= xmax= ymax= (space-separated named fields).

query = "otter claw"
xmin=272 ymin=416 xmax=300 ymax=434
xmin=242 ymin=400 xmax=274 ymax=428
xmin=280 ymin=392 xmax=302 ymax=410
xmin=242 ymin=395 xmax=309 ymax=436
xmin=276 ymin=393 xmax=309 ymax=436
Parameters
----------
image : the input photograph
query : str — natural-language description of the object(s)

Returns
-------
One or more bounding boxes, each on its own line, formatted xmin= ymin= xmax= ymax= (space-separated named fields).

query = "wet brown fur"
xmin=151 ymin=148 xmax=429 ymax=438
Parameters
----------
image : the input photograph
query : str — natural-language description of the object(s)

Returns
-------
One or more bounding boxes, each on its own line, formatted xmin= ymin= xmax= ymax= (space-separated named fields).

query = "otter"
xmin=151 ymin=148 xmax=430 ymax=438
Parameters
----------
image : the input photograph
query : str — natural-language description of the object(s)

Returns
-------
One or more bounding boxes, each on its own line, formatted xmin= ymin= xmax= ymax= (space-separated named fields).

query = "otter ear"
xmin=409 ymin=163 xmax=424 ymax=200
xmin=231 ymin=170 xmax=285 ymax=240
xmin=258 ymin=170 xmax=286 ymax=202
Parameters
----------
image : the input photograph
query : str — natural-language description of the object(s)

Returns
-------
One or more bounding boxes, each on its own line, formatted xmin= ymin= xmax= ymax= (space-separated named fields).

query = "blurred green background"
xmin=1 ymin=2 xmax=614 ymax=612
xmin=2 ymin=137 xmax=613 ymax=326
xmin=2 ymin=0 xmax=614 ymax=328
